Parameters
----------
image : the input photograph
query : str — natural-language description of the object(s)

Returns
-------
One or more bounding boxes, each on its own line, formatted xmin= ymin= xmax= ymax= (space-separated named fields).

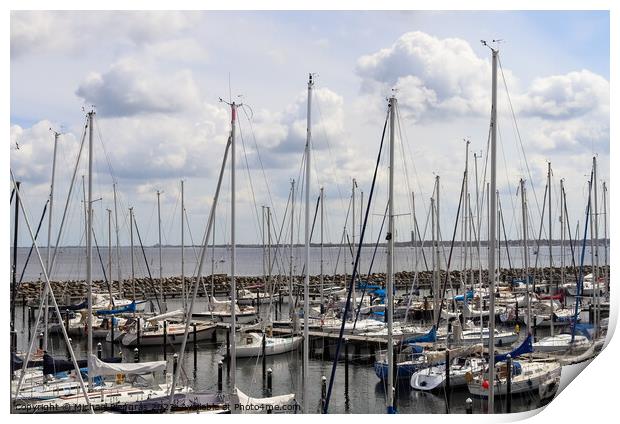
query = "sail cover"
xmin=89 ymin=355 xmax=166 ymax=376
xmin=96 ymin=301 xmax=137 ymax=315
xmin=147 ymin=309 xmax=185 ymax=322
xmin=403 ymin=326 xmax=436 ymax=344
xmin=234 ymin=387 xmax=296 ymax=413
xmin=494 ymin=334 xmax=533 ymax=363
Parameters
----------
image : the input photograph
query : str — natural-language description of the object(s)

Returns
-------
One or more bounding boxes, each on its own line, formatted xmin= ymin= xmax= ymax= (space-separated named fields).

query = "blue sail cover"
xmin=402 ymin=326 xmax=437 ymax=345
xmin=494 ymin=334 xmax=533 ymax=363
xmin=96 ymin=301 xmax=137 ymax=315
xmin=454 ymin=291 xmax=474 ymax=302
xmin=65 ymin=299 xmax=88 ymax=311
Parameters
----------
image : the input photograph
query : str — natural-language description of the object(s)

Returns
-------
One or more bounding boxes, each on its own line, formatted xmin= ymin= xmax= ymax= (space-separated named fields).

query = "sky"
xmin=9 ymin=10 xmax=610 ymax=251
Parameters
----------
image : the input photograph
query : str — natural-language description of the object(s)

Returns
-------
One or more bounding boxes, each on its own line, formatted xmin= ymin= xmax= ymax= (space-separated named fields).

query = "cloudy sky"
xmin=10 ymin=11 xmax=609 ymax=251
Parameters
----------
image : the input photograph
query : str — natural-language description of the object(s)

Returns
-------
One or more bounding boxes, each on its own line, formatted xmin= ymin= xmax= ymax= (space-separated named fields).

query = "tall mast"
xmin=267 ymin=206 xmax=272 ymax=298
xmin=464 ymin=140 xmax=470 ymax=293
xmin=303 ymin=73 xmax=313 ymax=413
xmin=547 ymin=162 xmax=553 ymax=294
xmin=107 ymin=209 xmax=112 ymax=300
xmin=230 ymin=101 xmax=238 ymax=390
xmin=560 ymin=179 xmax=565 ymax=288
xmin=546 ymin=163 xmax=554 ymax=335
xmin=86 ymin=110 xmax=94 ymax=390
xmin=181 ymin=180 xmax=185 ymax=312
xmin=130 ymin=207 xmax=135 ymax=302
xmin=44 ymin=131 xmax=59 ymax=351
xmin=603 ymin=181 xmax=608 ymax=291
xmin=593 ymin=156 xmax=599 ymax=334
xmin=433 ymin=176 xmax=440 ymax=324
xmin=11 ymin=181 xmax=20 ymax=346
xmin=320 ymin=187 xmax=324 ymax=312
xmin=485 ymin=43 xmax=498 ymax=411
xmin=386 ymin=95 xmax=397 ymax=413
xmin=157 ymin=190 xmax=166 ymax=313
xmin=113 ymin=183 xmax=122 ymax=296
xmin=352 ymin=178 xmax=356 ymax=306
xmin=289 ymin=180 xmax=295 ymax=313
xmin=521 ymin=179 xmax=532 ymax=337
xmin=211 ymin=198 xmax=216 ymax=301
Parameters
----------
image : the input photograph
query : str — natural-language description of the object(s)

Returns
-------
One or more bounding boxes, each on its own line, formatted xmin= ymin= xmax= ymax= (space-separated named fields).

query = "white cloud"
xmin=75 ymin=58 xmax=202 ymax=117
xmin=518 ymin=70 xmax=609 ymax=120
xmin=11 ymin=11 xmax=200 ymax=59
xmin=356 ymin=31 xmax=494 ymax=121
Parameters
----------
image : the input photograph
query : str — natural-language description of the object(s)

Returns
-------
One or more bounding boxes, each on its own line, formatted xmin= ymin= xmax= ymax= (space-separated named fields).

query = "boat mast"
xmin=303 ymin=73 xmax=313 ymax=413
xmin=113 ymin=184 xmax=122 ymax=296
xmin=86 ymin=110 xmax=94 ymax=390
xmin=157 ymin=190 xmax=166 ymax=313
xmin=546 ymin=163 xmax=554 ymax=336
xmin=520 ymin=179 xmax=532 ymax=338
xmin=130 ymin=207 xmax=135 ymax=302
xmin=464 ymin=140 xmax=470 ymax=306
xmin=431 ymin=195 xmax=437 ymax=321
xmin=352 ymin=178 xmax=356 ymax=307
xmin=230 ymin=101 xmax=238 ymax=390
xmin=43 ymin=130 xmax=59 ymax=352
xmin=181 ymin=180 xmax=185 ymax=312
xmin=289 ymin=180 xmax=295 ymax=314
xmin=547 ymin=162 xmax=553 ymax=291
xmin=592 ymin=156 xmax=599 ymax=335
xmin=602 ymin=181 xmax=608 ymax=292
xmin=320 ymin=186 xmax=324 ymax=313
xmin=107 ymin=209 xmax=112 ymax=300
xmin=386 ymin=94 xmax=397 ymax=413
xmin=483 ymin=42 xmax=498 ymax=411
xmin=560 ymin=179 xmax=565 ymax=289
xmin=267 ymin=206 xmax=272 ymax=300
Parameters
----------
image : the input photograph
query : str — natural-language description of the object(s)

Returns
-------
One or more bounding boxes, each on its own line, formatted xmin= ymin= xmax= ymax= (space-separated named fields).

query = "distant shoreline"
xmin=13 ymin=239 xmax=610 ymax=249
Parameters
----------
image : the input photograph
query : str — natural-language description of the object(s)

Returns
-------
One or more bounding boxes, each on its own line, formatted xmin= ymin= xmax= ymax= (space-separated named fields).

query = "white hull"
xmin=122 ymin=323 xmax=216 ymax=347
xmin=233 ymin=334 xmax=303 ymax=358
xmin=468 ymin=361 xmax=561 ymax=398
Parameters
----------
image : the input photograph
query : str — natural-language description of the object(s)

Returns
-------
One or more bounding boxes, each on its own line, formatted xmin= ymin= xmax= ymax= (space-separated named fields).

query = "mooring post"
xmin=97 ymin=342 xmax=102 ymax=360
xmin=267 ymin=367 xmax=273 ymax=396
xmin=66 ymin=338 xmax=72 ymax=359
xmin=256 ymin=290 xmax=260 ymax=313
xmin=38 ymin=332 xmax=43 ymax=351
xmin=226 ymin=328 xmax=230 ymax=376
xmin=27 ymin=307 xmax=32 ymax=340
xmin=344 ymin=338 xmax=350 ymax=388
xmin=321 ymin=375 xmax=327 ymax=413
xmin=173 ymin=353 xmax=178 ymax=375
xmin=445 ymin=350 xmax=451 ymax=413
xmin=506 ymin=354 xmax=512 ymax=413
xmin=134 ymin=347 xmax=139 ymax=363
xmin=466 ymin=397 xmax=473 ymax=414
xmin=163 ymin=320 xmax=168 ymax=359
xmin=65 ymin=309 xmax=70 ymax=334
xmin=110 ymin=315 xmax=115 ymax=356
xmin=137 ymin=318 xmax=141 ymax=351
xmin=218 ymin=360 xmax=223 ymax=392
xmin=515 ymin=300 xmax=519 ymax=322
xmin=193 ymin=322 xmax=198 ymax=365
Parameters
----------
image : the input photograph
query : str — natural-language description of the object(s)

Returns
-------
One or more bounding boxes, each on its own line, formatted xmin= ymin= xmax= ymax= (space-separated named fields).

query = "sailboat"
xmin=410 ymin=344 xmax=484 ymax=391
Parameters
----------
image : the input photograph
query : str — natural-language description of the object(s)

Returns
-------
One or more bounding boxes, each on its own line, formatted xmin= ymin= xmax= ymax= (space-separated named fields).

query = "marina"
xmin=9 ymin=9 xmax=610 ymax=416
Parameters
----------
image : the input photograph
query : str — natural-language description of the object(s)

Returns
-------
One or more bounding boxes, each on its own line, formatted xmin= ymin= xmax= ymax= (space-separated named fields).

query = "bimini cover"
xmin=234 ymin=387 xmax=295 ymax=413
xmin=89 ymin=355 xmax=166 ymax=376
